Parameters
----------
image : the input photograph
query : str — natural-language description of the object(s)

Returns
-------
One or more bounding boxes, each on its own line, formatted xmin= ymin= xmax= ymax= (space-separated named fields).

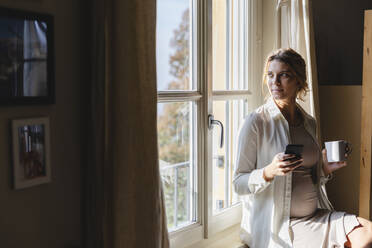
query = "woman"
xmin=233 ymin=48 xmax=372 ymax=248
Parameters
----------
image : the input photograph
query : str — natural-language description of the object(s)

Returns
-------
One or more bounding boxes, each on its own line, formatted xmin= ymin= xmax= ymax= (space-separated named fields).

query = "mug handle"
xmin=345 ymin=141 xmax=353 ymax=156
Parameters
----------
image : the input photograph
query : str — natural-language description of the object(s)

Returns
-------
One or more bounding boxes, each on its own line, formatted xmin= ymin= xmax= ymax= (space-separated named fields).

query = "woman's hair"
xmin=262 ymin=48 xmax=309 ymax=101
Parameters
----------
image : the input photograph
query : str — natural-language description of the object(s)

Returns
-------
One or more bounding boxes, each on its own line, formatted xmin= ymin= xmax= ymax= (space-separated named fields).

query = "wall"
xmin=313 ymin=0 xmax=371 ymax=215
xmin=0 ymin=0 xmax=89 ymax=247
xmin=313 ymin=0 xmax=372 ymax=85
xmin=318 ymin=86 xmax=361 ymax=215
xmin=262 ymin=0 xmax=276 ymax=69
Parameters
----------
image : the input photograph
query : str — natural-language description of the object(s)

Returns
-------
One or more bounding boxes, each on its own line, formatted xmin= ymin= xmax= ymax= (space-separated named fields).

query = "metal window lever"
xmin=208 ymin=114 xmax=224 ymax=148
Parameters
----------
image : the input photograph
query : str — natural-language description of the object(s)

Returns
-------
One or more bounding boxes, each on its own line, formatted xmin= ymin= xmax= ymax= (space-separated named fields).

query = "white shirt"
xmin=233 ymin=97 xmax=333 ymax=248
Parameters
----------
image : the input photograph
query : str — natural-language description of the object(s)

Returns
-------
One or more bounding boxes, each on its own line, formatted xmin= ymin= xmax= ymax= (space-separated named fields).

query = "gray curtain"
xmin=85 ymin=0 xmax=170 ymax=247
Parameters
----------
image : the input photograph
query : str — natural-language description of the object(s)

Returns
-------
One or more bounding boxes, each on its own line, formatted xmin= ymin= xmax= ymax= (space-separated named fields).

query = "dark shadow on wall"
xmin=313 ymin=0 xmax=372 ymax=85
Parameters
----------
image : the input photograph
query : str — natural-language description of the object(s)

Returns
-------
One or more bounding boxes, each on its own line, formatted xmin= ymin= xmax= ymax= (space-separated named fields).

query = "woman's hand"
xmin=263 ymin=153 xmax=303 ymax=181
xmin=321 ymin=149 xmax=347 ymax=175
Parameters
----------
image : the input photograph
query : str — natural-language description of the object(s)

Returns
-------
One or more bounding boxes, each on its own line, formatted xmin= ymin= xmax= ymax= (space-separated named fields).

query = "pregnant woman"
xmin=233 ymin=48 xmax=372 ymax=247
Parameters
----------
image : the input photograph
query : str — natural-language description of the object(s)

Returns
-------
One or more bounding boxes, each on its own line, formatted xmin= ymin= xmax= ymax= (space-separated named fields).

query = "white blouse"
xmin=233 ymin=97 xmax=333 ymax=248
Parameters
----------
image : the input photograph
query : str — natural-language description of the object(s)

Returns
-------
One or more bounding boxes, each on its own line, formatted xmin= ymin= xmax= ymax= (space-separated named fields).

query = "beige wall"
xmin=319 ymin=86 xmax=361 ymax=215
xmin=261 ymin=0 xmax=277 ymax=103
xmin=262 ymin=0 xmax=276 ymax=63
xmin=0 ymin=0 xmax=88 ymax=247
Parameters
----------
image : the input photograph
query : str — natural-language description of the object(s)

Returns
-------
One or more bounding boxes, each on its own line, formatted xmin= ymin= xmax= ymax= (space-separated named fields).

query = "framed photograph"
xmin=11 ymin=117 xmax=51 ymax=189
xmin=0 ymin=7 xmax=55 ymax=105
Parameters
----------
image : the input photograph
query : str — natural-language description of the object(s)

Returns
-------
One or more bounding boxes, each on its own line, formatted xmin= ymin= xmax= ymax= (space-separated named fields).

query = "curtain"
xmin=275 ymin=0 xmax=322 ymax=140
xmin=85 ymin=0 xmax=170 ymax=247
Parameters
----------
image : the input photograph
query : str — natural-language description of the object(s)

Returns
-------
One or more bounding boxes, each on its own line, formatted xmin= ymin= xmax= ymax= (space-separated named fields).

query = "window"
xmin=156 ymin=0 xmax=199 ymax=235
xmin=156 ymin=0 xmax=262 ymax=246
xmin=277 ymin=0 xmax=291 ymax=49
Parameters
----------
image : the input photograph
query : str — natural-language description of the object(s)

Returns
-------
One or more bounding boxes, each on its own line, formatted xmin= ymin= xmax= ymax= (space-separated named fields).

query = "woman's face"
xmin=266 ymin=60 xmax=299 ymax=102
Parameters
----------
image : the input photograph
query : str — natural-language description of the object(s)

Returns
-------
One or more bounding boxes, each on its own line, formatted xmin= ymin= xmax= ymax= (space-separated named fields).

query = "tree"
xmin=158 ymin=8 xmax=190 ymax=164
xmin=168 ymin=8 xmax=189 ymax=90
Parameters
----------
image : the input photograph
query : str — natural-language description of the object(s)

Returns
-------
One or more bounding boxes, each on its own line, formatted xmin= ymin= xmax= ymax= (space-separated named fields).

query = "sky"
xmin=156 ymin=0 xmax=189 ymax=91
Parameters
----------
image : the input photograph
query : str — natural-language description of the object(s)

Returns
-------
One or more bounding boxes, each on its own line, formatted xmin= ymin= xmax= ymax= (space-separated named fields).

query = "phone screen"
xmin=285 ymin=144 xmax=303 ymax=157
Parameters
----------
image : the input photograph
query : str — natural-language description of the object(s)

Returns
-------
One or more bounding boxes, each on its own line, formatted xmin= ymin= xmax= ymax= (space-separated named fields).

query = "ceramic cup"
xmin=325 ymin=140 xmax=352 ymax=162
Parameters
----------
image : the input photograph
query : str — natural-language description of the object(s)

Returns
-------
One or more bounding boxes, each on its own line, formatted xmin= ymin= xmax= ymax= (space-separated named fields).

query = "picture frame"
xmin=11 ymin=117 xmax=51 ymax=189
xmin=0 ymin=7 xmax=55 ymax=105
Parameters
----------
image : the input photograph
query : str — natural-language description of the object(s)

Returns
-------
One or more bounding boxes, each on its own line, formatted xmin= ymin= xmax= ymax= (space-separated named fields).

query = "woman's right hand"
xmin=263 ymin=153 xmax=303 ymax=181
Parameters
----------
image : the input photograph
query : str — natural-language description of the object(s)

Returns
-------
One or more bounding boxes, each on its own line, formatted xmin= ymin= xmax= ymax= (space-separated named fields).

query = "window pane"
xmin=156 ymin=0 xmax=193 ymax=91
xmin=232 ymin=0 xmax=248 ymax=90
xmin=212 ymin=99 xmax=247 ymax=213
xmin=212 ymin=0 xmax=248 ymax=91
xmin=157 ymin=101 xmax=197 ymax=231
xmin=212 ymin=0 xmax=228 ymax=91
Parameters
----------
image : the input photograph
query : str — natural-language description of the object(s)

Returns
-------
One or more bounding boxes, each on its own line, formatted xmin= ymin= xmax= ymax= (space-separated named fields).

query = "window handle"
xmin=208 ymin=114 xmax=224 ymax=148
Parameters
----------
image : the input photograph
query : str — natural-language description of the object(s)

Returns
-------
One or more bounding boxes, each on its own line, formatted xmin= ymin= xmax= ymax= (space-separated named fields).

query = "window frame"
xmin=159 ymin=0 xmax=205 ymax=246
xmin=157 ymin=0 xmax=263 ymax=246
xmin=204 ymin=0 xmax=263 ymax=238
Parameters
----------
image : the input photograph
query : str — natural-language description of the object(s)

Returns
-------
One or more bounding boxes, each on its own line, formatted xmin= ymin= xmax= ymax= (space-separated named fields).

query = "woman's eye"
xmin=267 ymin=73 xmax=273 ymax=78
xmin=281 ymin=73 xmax=290 ymax=78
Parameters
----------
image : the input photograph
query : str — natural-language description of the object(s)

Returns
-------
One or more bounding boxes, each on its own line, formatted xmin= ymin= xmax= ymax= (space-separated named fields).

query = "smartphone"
xmin=284 ymin=144 xmax=304 ymax=158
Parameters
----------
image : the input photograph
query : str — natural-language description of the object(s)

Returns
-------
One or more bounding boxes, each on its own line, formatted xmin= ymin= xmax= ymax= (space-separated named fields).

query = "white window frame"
xmin=276 ymin=0 xmax=291 ymax=49
xmin=204 ymin=0 xmax=263 ymax=238
xmin=158 ymin=0 xmax=263 ymax=247
xmin=164 ymin=1 xmax=205 ymax=247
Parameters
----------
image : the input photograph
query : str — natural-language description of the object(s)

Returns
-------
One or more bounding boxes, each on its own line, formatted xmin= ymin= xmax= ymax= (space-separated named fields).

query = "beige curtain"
xmin=275 ymin=0 xmax=322 ymax=140
xmin=86 ymin=0 xmax=170 ymax=247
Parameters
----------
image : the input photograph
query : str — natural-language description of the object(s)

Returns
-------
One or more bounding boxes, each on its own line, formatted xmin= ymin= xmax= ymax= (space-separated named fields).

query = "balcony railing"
xmin=160 ymin=161 xmax=190 ymax=231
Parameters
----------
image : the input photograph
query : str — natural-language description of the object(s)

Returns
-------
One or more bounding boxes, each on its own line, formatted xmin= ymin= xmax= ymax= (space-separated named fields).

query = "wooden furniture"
xmin=360 ymin=9 xmax=372 ymax=219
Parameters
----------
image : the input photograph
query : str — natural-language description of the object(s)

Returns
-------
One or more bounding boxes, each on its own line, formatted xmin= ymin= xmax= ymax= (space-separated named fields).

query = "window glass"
xmin=157 ymin=101 xmax=197 ymax=230
xmin=156 ymin=0 xmax=192 ymax=91
xmin=213 ymin=0 xmax=248 ymax=91
xmin=212 ymin=0 xmax=228 ymax=91
xmin=212 ymin=99 xmax=246 ymax=213
xmin=156 ymin=0 xmax=198 ymax=233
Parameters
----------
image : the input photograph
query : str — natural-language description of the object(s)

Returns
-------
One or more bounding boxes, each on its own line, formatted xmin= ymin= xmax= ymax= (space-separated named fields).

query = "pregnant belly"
xmin=290 ymin=175 xmax=318 ymax=218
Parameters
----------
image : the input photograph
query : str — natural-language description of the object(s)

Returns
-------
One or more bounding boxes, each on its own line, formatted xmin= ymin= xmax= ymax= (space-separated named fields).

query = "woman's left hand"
xmin=321 ymin=148 xmax=347 ymax=175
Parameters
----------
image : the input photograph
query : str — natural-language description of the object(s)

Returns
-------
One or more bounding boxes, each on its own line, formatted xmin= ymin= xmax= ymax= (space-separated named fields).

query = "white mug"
xmin=325 ymin=140 xmax=352 ymax=162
